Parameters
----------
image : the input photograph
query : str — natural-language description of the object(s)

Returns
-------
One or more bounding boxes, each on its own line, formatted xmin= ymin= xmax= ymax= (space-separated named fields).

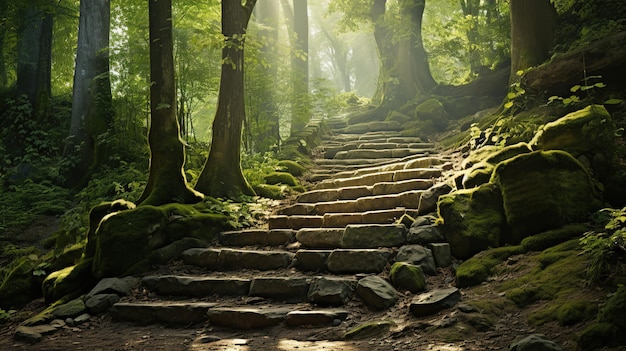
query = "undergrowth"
xmin=580 ymin=207 xmax=626 ymax=284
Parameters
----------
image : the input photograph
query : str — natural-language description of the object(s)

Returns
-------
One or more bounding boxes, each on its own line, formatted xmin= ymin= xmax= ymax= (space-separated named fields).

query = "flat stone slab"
xmin=297 ymin=189 xmax=339 ymax=203
xmin=326 ymin=249 xmax=392 ymax=274
xmin=285 ymin=310 xmax=350 ymax=326
xmin=409 ymin=287 xmax=461 ymax=317
xmin=249 ymin=277 xmax=310 ymax=302
xmin=110 ymin=302 xmax=216 ymax=325
xmin=371 ymin=179 xmax=433 ymax=196
xmin=296 ymin=228 xmax=343 ymax=248
xmin=356 ymin=276 xmax=399 ymax=310
xmin=14 ymin=324 xmax=60 ymax=343
xmin=219 ymin=229 xmax=295 ymax=246
xmin=295 ymin=250 xmax=332 ymax=271
xmin=322 ymin=213 xmax=363 ymax=227
xmin=142 ymin=275 xmax=251 ymax=297
xmin=361 ymin=208 xmax=408 ymax=224
xmin=342 ymin=224 xmax=406 ymax=248
xmin=207 ymin=307 xmax=290 ymax=329
xmin=217 ymin=248 xmax=294 ymax=270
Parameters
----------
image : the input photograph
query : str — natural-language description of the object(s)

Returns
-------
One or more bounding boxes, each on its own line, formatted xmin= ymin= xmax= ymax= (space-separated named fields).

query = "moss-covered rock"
xmin=414 ymin=98 xmax=449 ymax=131
xmin=438 ymin=183 xmax=506 ymax=260
xmin=277 ymin=160 xmax=306 ymax=177
xmin=264 ymin=172 xmax=299 ymax=186
xmin=390 ymin=262 xmax=427 ymax=293
xmin=530 ymin=105 xmax=615 ymax=165
xmin=253 ymin=184 xmax=287 ymax=199
xmin=0 ymin=256 xmax=43 ymax=309
xmin=42 ymin=258 xmax=96 ymax=304
xmin=578 ymin=322 xmax=622 ymax=350
xmin=84 ymin=200 xmax=136 ymax=259
xmin=455 ymin=246 xmax=523 ymax=288
xmin=520 ymin=224 xmax=587 ymax=252
xmin=91 ymin=203 xmax=229 ymax=279
xmin=491 ymin=150 xmax=603 ymax=240
xmin=386 ymin=110 xmax=411 ymax=124
xmin=461 ymin=161 xmax=494 ymax=189
xmin=598 ymin=285 xmax=626 ymax=329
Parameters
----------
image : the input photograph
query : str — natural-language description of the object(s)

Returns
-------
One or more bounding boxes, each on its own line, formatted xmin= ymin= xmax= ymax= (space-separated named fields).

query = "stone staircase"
xmin=109 ymin=117 xmax=460 ymax=332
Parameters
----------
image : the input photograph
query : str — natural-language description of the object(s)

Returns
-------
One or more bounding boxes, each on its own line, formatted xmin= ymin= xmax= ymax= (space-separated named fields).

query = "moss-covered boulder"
xmin=414 ymin=98 xmax=449 ymax=129
xmin=455 ymin=246 xmax=523 ymax=288
xmin=491 ymin=150 xmax=603 ymax=240
xmin=386 ymin=111 xmax=411 ymax=124
xmin=278 ymin=160 xmax=306 ymax=177
xmin=462 ymin=161 xmax=494 ymax=189
xmin=0 ymin=256 xmax=43 ymax=309
xmin=598 ymin=285 xmax=626 ymax=329
xmin=264 ymin=172 xmax=299 ymax=186
xmin=461 ymin=143 xmax=533 ymax=189
xmin=390 ymin=262 xmax=427 ymax=293
xmin=253 ymin=184 xmax=288 ymax=199
xmin=530 ymin=105 xmax=615 ymax=165
xmin=42 ymin=258 xmax=97 ymax=304
xmin=84 ymin=200 xmax=136 ymax=259
xmin=91 ymin=203 xmax=230 ymax=279
xmin=438 ymin=183 xmax=506 ymax=260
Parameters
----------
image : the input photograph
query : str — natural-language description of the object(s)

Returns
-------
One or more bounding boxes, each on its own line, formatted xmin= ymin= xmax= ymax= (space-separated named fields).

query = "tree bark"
xmin=289 ymin=0 xmax=310 ymax=134
xmin=194 ymin=0 xmax=256 ymax=199
xmin=64 ymin=0 xmax=115 ymax=187
xmin=138 ymin=0 xmax=203 ymax=206
xmin=15 ymin=1 xmax=53 ymax=120
xmin=509 ymin=0 xmax=558 ymax=83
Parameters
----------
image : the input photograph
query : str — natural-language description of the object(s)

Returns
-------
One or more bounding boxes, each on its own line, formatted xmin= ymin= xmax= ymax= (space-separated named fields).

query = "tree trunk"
xmin=15 ymin=2 xmax=53 ymax=120
xmin=0 ymin=0 xmax=8 ymax=88
xmin=194 ymin=0 xmax=256 ymax=199
xmin=509 ymin=0 xmax=558 ymax=83
xmin=138 ymin=0 xmax=203 ymax=206
xmin=64 ymin=0 xmax=115 ymax=187
xmin=289 ymin=0 xmax=310 ymax=134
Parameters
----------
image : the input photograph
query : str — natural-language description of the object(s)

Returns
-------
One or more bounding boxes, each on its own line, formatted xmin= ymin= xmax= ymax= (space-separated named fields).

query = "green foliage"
xmin=0 ymin=180 xmax=70 ymax=231
xmin=580 ymin=207 xmax=626 ymax=284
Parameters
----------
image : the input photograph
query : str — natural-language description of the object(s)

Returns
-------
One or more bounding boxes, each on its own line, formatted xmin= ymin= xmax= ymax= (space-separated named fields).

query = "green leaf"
xmin=504 ymin=101 xmax=514 ymax=109
xmin=604 ymin=99 xmax=624 ymax=105
xmin=594 ymin=82 xmax=607 ymax=88
xmin=570 ymin=85 xmax=581 ymax=92
xmin=506 ymin=92 xmax=516 ymax=99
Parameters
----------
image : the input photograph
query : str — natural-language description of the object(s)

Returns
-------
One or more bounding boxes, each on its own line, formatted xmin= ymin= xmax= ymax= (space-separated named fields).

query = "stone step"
xmin=334 ymin=148 xmax=429 ymax=160
xmin=269 ymin=208 xmax=417 ymax=229
xmin=329 ymin=131 xmax=403 ymax=142
xmin=336 ymin=121 xmax=403 ymax=134
xmin=111 ymin=302 xmax=350 ymax=328
xmin=313 ymin=168 xmax=443 ymax=190
xmin=280 ymin=190 xmax=422 ymax=215
xmin=331 ymin=156 xmax=446 ymax=180
xmin=181 ymin=248 xmax=294 ymax=270
xmin=322 ymin=142 xmax=434 ymax=159
xmin=219 ymin=229 xmax=295 ymax=247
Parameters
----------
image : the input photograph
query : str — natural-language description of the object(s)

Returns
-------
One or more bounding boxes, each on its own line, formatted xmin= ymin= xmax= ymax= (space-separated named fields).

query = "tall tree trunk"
xmin=194 ymin=0 xmax=256 ymax=199
xmin=15 ymin=2 xmax=53 ymax=120
xmin=138 ymin=0 xmax=203 ymax=206
xmin=64 ymin=0 xmax=115 ymax=187
xmin=509 ymin=0 xmax=558 ymax=83
xmin=0 ymin=0 xmax=8 ymax=89
xmin=289 ymin=0 xmax=310 ymax=134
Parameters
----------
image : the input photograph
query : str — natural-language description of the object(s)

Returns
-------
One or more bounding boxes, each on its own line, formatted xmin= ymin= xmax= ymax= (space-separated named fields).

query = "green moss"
xmin=578 ymin=322 xmax=622 ymax=350
xmin=253 ymin=184 xmax=287 ymax=199
xmin=386 ymin=110 xmax=411 ymax=124
xmin=529 ymin=299 xmax=597 ymax=326
xmin=277 ymin=160 xmax=306 ymax=176
xmin=390 ymin=262 xmax=427 ymax=293
xmin=462 ymin=162 xmax=494 ymax=188
xmin=500 ymin=240 xmax=586 ymax=310
xmin=42 ymin=258 xmax=96 ymax=304
xmin=0 ymin=256 xmax=42 ymax=309
xmin=491 ymin=150 xmax=602 ymax=240
xmin=520 ymin=224 xmax=587 ymax=252
xmin=598 ymin=285 xmax=626 ymax=329
xmin=438 ymin=183 xmax=506 ymax=259
xmin=264 ymin=172 xmax=299 ymax=186
xmin=456 ymin=246 xmax=524 ymax=287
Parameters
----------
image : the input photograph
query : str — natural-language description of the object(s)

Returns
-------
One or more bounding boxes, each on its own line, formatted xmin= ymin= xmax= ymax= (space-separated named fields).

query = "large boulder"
xmin=530 ymin=105 xmax=615 ymax=179
xmin=91 ymin=203 xmax=230 ymax=279
xmin=490 ymin=150 xmax=603 ymax=240
xmin=438 ymin=183 xmax=506 ymax=260
xmin=414 ymin=98 xmax=449 ymax=131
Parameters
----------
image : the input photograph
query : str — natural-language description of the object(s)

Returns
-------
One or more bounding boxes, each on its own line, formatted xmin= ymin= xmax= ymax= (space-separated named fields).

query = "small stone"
xmin=509 ymin=334 xmax=562 ymax=351
xmin=73 ymin=313 xmax=91 ymax=325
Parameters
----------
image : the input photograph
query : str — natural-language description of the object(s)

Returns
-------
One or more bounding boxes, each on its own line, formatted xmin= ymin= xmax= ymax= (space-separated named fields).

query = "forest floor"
xmin=0 ymin=213 xmax=622 ymax=351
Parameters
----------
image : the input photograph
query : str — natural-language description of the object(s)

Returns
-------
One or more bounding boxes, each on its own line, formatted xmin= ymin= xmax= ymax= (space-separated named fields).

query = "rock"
xmin=307 ymin=277 xmax=355 ymax=306
xmin=14 ymin=324 xmax=59 ymax=343
xmin=531 ymin=105 xmax=614 ymax=165
xmin=428 ymin=243 xmax=452 ymax=268
xmin=0 ymin=256 xmax=42 ymax=309
xmin=110 ymin=302 xmax=216 ymax=325
xmin=438 ymin=183 xmax=505 ymax=260
xmin=326 ymin=249 xmax=391 ymax=274
xmin=73 ymin=313 xmax=91 ymax=325
xmin=296 ymin=228 xmax=343 ymax=248
xmin=341 ymin=224 xmax=406 ymax=248
xmin=414 ymin=98 xmax=449 ymax=131
xmin=509 ymin=334 xmax=562 ymax=351
xmin=42 ymin=258 xmax=97 ymax=305
xmin=84 ymin=293 xmax=120 ymax=314
xmin=264 ymin=172 xmax=299 ymax=186
xmin=395 ymin=245 xmax=437 ymax=275
xmin=356 ymin=276 xmax=399 ymax=310
xmin=278 ymin=160 xmax=306 ymax=176
xmin=216 ymin=248 xmax=294 ymax=270
xmin=344 ymin=320 xmax=396 ymax=340
xmin=87 ymin=277 xmax=139 ymax=299
xmin=390 ymin=262 xmax=427 ymax=293
xmin=409 ymin=287 xmax=461 ymax=317
xmin=51 ymin=298 xmax=86 ymax=319
xmin=249 ymin=277 xmax=310 ymax=302
xmin=284 ymin=310 xmax=349 ymax=327
xmin=207 ymin=307 xmax=289 ymax=329
xmin=418 ymin=183 xmax=452 ymax=214
xmin=491 ymin=150 xmax=603 ymax=240
xmin=142 ymin=275 xmax=251 ymax=297
xmin=294 ymin=250 xmax=331 ymax=271
xmin=598 ymin=285 xmax=626 ymax=329
xmin=406 ymin=224 xmax=445 ymax=244
xmin=181 ymin=248 xmax=220 ymax=267
xmin=462 ymin=161 xmax=494 ymax=188
xmin=219 ymin=229 xmax=295 ymax=247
